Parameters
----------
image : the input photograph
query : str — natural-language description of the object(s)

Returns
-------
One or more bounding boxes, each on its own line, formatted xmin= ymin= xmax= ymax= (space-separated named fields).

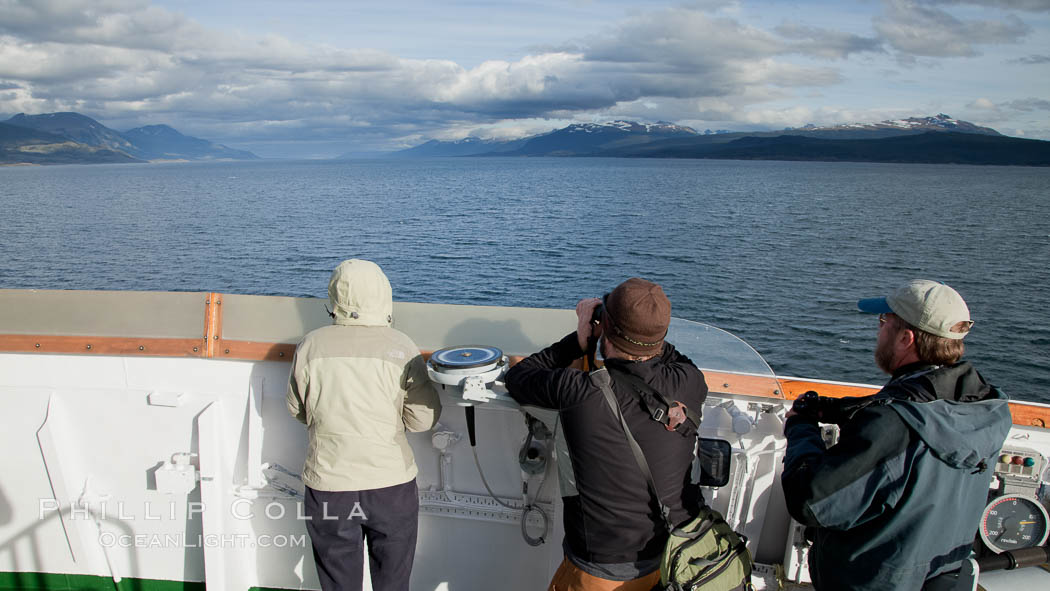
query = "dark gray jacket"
xmin=782 ymin=362 xmax=1012 ymax=591
xmin=505 ymin=333 xmax=708 ymax=564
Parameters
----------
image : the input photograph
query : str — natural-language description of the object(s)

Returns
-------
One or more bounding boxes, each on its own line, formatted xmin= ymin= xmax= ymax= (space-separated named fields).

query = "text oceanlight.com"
xmin=96 ymin=533 xmax=307 ymax=549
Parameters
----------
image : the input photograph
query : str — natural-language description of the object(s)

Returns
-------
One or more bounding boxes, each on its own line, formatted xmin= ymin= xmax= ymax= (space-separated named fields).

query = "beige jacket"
xmin=287 ymin=260 xmax=441 ymax=491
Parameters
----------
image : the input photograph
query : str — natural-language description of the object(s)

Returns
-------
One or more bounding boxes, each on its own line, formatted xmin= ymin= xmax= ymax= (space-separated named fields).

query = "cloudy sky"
xmin=1 ymin=0 xmax=1047 ymax=158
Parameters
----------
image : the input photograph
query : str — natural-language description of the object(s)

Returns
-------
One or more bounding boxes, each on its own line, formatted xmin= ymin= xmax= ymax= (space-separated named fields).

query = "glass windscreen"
xmin=666 ymin=317 xmax=781 ymax=398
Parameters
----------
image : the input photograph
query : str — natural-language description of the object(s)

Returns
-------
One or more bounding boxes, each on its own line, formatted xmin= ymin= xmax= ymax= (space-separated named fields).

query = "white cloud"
xmin=729 ymin=105 xmax=925 ymax=130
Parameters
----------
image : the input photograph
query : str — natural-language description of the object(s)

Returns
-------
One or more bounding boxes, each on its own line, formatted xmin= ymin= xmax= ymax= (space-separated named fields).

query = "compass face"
xmin=430 ymin=345 xmax=503 ymax=370
xmin=979 ymin=494 xmax=1050 ymax=553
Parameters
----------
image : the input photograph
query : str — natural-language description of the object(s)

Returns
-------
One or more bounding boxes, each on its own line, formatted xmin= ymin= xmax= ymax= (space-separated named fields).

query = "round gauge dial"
xmin=979 ymin=494 xmax=1050 ymax=553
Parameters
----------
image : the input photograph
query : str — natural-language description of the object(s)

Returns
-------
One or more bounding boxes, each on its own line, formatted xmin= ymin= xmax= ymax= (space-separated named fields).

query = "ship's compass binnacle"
xmin=978 ymin=446 xmax=1050 ymax=554
xmin=426 ymin=345 xmax=509 ymax=404
xmin=424 ymin=344 xmax=553 ymax=546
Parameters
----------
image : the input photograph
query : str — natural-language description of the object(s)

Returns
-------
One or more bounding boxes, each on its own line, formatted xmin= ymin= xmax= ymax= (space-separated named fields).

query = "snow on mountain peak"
xmin=565 ymin=120 xmax=696 ymax=135
xmin=788 ymin=114 xmax=998 ymax=136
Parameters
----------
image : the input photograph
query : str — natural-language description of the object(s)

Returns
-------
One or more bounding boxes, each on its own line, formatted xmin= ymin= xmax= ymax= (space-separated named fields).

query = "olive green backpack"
xmin=591 ymin=368 xmax=754 ymax=591
xmin=659 ymin=506 xmax=753 ymax=591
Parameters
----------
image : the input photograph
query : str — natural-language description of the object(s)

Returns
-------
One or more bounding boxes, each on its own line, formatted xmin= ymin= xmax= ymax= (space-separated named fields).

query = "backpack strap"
xmin=607 ymin=366 xmax=701 ymax=437
xmin=590 ymin=367 xmax=675 ymax=532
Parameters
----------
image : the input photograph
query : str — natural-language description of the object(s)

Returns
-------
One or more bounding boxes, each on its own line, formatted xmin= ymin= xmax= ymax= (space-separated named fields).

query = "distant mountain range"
xmin=0 ymin=112 xmax=258 ymax=165
xmin=391 ymin=120 xmax=702 ymax=158
xmin=392 ymin=114 xmax=1050 ymax=166
xmin=4 ymin=111 xmax=1047 ymax=166
xmin=783 ymin=114 xmax=1002 ymax=138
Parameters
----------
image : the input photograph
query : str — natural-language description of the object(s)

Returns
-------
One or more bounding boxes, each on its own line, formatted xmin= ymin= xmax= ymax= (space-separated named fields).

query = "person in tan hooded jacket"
xmin=287 ymin=259 xmax=441 ymax=591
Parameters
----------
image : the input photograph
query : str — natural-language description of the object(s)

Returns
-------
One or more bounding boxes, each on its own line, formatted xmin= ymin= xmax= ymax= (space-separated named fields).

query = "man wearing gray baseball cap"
xmin=781 ymin=280 xmax=1012 ymax=591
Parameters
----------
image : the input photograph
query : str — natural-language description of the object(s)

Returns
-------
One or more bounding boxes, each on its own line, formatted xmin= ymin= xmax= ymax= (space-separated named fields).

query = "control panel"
xmin=978 ymin=446 xmax=1050 ymax=554
xmin=993 ymin=447 xmax=1045 ymax=490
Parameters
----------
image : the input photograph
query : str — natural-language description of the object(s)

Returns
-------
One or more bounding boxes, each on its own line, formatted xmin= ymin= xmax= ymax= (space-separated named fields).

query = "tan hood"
xmin=327 ymin=259 xmax=393 ymax=327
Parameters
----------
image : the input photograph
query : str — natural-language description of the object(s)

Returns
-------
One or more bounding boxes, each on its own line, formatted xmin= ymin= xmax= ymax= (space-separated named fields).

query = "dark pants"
xmin=304 ymin=479 xmax=419 ymax=591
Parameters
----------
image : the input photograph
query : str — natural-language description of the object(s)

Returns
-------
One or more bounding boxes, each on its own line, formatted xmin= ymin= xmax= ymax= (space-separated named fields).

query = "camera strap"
xmin=607 ymin=366 xmax=700 ymax=437
xmin=590 ymin=367 xmax=675 ymax=532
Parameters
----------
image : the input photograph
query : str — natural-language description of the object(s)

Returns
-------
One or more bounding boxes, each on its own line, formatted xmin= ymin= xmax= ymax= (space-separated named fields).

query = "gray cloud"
xmin=0 ymin=0 xmax=212 ymax=51
xmin=875 ymin=0 xmax=1032 ymax=57
xmin=1013 ymin=54 xmax=1050 ymax=63
xmin=965 ymin=96 xmax=1050 ymax=129
xmin=927 ymin=1 xmax=1050 ymax=10
xmin=775 ymin=23 xmax=885 ymax=59
xmin=1003 ymin=97 xmax=1050 ymax=111
xmin=576 ymin=9 xmax=850 ymax=100
xmin=584 ymin=9 xmax=786 ymax=66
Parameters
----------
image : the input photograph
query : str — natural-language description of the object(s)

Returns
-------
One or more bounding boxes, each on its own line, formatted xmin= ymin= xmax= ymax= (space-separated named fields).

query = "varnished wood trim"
xmin=0 ymin=335 xmax=204 ymax=357
xmin=203 ymin=292 xmax=222 ymax=358
xmin=775 ymin=376 xmax=1049 ymax=429
xmin=217 ymin=340 xmax=296 ymax=362
xmin=778 ymin=378 xmax=881 ymax=400
xmin=700 ymin=370 xmax=785 ymax=399
xmin=202 ymin=293 xmax=214 ymax=357
xmin=1006 ymin=404 xmax=1050 ymax=429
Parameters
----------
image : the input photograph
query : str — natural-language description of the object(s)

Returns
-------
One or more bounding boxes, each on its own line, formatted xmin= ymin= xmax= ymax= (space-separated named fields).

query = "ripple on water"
xmin=2 ymin=158 xmax=1048 ymax=402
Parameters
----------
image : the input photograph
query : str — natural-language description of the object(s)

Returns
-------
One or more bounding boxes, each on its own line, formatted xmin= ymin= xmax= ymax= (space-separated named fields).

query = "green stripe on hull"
xmin=0 ymin=573 xmax=202 ymax=591
xmin=0 ymin=572 xmax=295 ymax=591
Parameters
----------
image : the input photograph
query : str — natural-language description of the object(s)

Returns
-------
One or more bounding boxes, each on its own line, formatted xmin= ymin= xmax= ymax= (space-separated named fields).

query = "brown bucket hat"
xmin=602 ymin=277 xmax=671 ymax=357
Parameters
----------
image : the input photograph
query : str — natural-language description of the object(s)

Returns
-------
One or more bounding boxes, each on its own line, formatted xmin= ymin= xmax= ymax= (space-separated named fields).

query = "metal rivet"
xmin=139 ymin=346 xmax=145 ymax=351
xmin=723 ymin=383 xmax=730 ymax=388
xmin=86 ymin=344 xmax=92 ymax=350
xmin=35 ymin=343 xmax=40 ymax=348
xmin=213 ymin=335 xmax=219 ymax=340
xmin=224 ymin=349 xmax=230 ymax=354
xmin=193 ymin=347 xmax=199 ymax=353
xmin=278 ymin=352 xmax=285 ymax=357
xmin=205 ymin=299 xmax=210 ymax=304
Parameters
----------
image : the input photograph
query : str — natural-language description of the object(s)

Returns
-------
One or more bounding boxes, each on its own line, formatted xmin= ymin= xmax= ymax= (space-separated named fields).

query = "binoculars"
xmin=791 ymin=390 xmax=881 ymax=425
xmin=590 ymin=301 xmax=604 ymax=326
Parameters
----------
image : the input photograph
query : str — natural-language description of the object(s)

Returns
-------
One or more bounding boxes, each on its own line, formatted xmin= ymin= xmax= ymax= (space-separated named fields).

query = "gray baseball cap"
xmin=858 ymin=279 xmax=973 ymax=340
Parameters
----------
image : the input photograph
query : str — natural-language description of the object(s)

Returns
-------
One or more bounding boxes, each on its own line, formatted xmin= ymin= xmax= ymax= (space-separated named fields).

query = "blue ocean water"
xmin=2 ymin=158 xmax=1048 ymax=401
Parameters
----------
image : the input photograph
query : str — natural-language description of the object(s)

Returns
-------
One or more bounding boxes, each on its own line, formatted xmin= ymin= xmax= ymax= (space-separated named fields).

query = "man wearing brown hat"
xmin=781 ymin=280 xmax=1012 ymax=591
xmin=505 ymin=278 xmax=708 ymax=591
